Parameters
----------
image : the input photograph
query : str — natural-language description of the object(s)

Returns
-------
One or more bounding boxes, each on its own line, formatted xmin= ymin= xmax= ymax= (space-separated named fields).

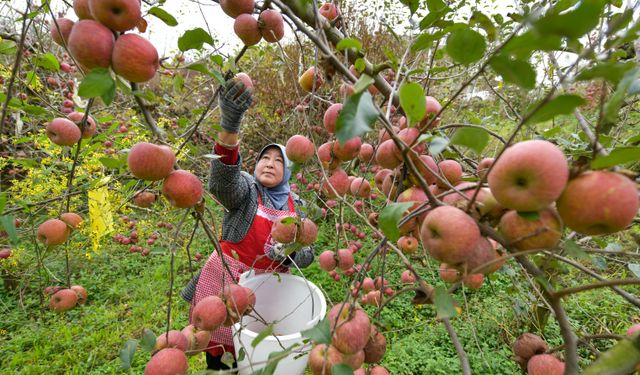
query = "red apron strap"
xmin=287 ymin=194 xmax=295 ymax=212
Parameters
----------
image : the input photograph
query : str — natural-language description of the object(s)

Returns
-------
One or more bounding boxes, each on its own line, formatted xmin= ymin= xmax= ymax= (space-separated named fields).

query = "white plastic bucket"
xmin=232 ymin=271 xmax=327 ymax=375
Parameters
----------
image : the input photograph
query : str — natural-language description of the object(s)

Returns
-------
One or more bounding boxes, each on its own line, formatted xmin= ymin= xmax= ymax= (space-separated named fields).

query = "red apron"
xmin=191 ymin=193 xmax=296 ymax=356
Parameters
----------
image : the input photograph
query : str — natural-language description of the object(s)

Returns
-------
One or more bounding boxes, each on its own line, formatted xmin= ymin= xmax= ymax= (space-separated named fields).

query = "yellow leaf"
xmin=88 ymin=186 xmax=114 ymax=252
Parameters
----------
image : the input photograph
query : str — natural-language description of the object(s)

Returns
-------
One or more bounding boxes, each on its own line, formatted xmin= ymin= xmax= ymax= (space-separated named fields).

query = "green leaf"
xmin=78 ymin=68 xmax=116 ymax=105
xmin=517 ymin=211 xmax=540 ymax=221
xmin=489 ymin=54 xmax=536 ymax=90
xmin=148 ymin=7 xmax=178 ymax=26
xmin=628 ymin=264 xmax=640 ymax=278
xmin=301 ymin=317 xmax=331 ymax=344
xmin=173 ymin=74 xmax=184 ymax=92
xmin=434 ymin=286 xmax=457 ymax=319
xmin=379 ymin=202 xmax=414 ymax=242
xmin=252 ymin=324 xmax=274 ymax=347
xmin=23 ymin=105 xmax=47 ymax=116
xmin=34 ymin=53 xmax=60 ymax=71
xmin=335 ymin=91 xmax=377 ymax=144
xmin=336 ymin=38 xmax=362 ymax=52
xmin=426 ymin=0 xmax=447 ymax=11
xmin=411 ymin=31 xmax=444 ymax=52
xmin=446 ymin=27 xmax=486 ymax=65
xmin=132 ymin=90 xmax=157 ymax=102
xmin=470 ymin=11 xmax=496 ymax=41
xmin=0 ymin=215 xmax=18 ymax=245
xmin=332 ymin=364 xmax=354 ymax=375
xmin=0 ymin=39 xmax=17 ymax=54
xmin=352 ymin=74 xmax=375 ymax=95
xmin=178 ymin=28 xmax=214 ymax=52
xmin=524 ymin=94 xmax=585 ymax=125
xmin=591 ymin=147 xmax=640 ymax=169
xmin=534 ymin=0 xmax=606 ymax=40
xmin=563 ymin=240 xmax=591 ymax=262
xmin=399 ymin=83 xmax=425 ymax=125
xmin=399 ymin=0 xmax=420 ymax=14
xmin=575 ymin=60 xmax=635 ymax=85
xmin=25 ymin=71 xmax=39 ymax=89
xmin=99 ymin=157 xmax=125 ymax=169
xmin=221 ymin=351 xmax=235 ymax=368
xmin=450 ymin=127 xmax=489 ymax=154
xmin=119 ymin=339 xmax=138 ymax=370
xmin=428 ymin=136 xmax=449 ymax=156
xmin=502 ymin=30 xmax=562 ymax=59
xmin=582 ymin=336 xmax=640 ymax=375
xmin=419 ymin=5 xmax=451 ymax=30
xmin=140 ymin=329 xmax=156 ymax=352
xmin=0 ymin=193 xmax=7 ymax=213
xmin=603 ymin=68 xmax=640 ymax=125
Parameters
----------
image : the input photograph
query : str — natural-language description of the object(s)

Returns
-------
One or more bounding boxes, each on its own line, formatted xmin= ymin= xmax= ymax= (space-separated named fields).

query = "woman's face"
xmin=255 ymin=147 xmax=285 ymax=188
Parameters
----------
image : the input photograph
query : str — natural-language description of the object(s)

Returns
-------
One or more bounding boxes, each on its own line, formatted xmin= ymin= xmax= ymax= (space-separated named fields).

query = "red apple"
xmin=67 ymin=111 xmax=97 ymax=139
xmin=488 ymin=140 xmax=569 ymax=212
xmin=271 ymin=216 xmax=297 ymax=243
xmin=88 ymin=0 xmax=141 ymax=32
xmin=363 ymin=326 xmax=386 ymax=363
xmin=436 ymin=160 xmax=463 ymax=188
xmin=128 ymin=142 xmax=176 ymax=181
xmin=49 ymin=288 xmax=78 ymax=312
xmin=299 ymin=67 xmax=323 ymax=92
xmin=499 ymin=208 xmax=563 ymax=250
xmin=60 ymin=212 xmax=83 ymax=230
xmin=328 ymin=303 xmax=371 ymax=354
xmin=73 ymin=0 xmax=93 ymax=19
xmin=50 ymin=18 xmax=74 ymax=46
xmin=285 ymin=135 xmax=315 ymax=163
xmin=318 ymin=3 xmax=338 ymax=20
xmin=112 ymin=34 xmax=159 ymax=83
xmin=318 ymin=250 xmax=337 ymax=271
xmin=67 ymin=20 xmax=115 ymax=70
xmin=143 ymin=348 xmax=188 ymax=375
xmin=220 ymin=0 xmax=255 ymax=18
xmin=296 ymin=218 xmax=318 ymax=246
xmin=420 ymin=206 xmax=480 ymax=265
xmin=192 ymin=295 xmax=227 ymax=331
xmin=358 ymin=143 xmax=374 ymax=162
xmin=133 ymin=191 xmax=156 ymax=207
xmin=221 ymin=284 xmax=250 ymax=326
xmin=46 ymin=118 xmax=81 ymax=146
xmin=556 ymin=171 xmax=639 ymax=235
xmin=162 ymin=170 xmax=204 ymax=208
xmin=323 ymin=103 xmax=342 ymax=134
xmin=527 ymin=354 xmax=565 ymax=375
xmin=37 ymin=219 xmax=70 ymax=247
xmin=234 ymin=14 xmax=262 ymax=46
xmin=258 ymin=9 xmax=284 ymax=43
xmin=70 ymin=285 xmax=88 ymax=304
xmin=154 ymin=330 xmax=189 ymax=353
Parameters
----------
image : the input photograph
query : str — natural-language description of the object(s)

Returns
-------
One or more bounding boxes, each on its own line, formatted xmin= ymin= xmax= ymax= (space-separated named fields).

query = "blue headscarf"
xmin=254 ymin=143 xmax=292 ymax=210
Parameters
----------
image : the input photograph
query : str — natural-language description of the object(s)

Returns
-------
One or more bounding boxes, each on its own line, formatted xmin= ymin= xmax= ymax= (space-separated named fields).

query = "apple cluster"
xmin=270 ymin=216 xmax=319 ymax=246
xmin=143 ymin=283 xmax=255 ymax=375
xmin=127 ymin=142 xmax=204 ymax=209
xmin=33 ymin=212 xmax=89 ymax=313
xmin=45 ymin=111 xmax=97 ymax=146
xmin=511 ymin=333 xmax=565 ymax=375
xmin=309 ymin=303 xmax=389 ymax=374
xmin=50 ymin=0 xmax=158 ymax=83
xmin=45 ymin=284 xmax=88 ymax=313
xmin=218 ymin=0 xmax=285 ymax=46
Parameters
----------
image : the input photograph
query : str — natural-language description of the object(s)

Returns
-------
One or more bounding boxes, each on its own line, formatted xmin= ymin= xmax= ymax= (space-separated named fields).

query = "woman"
xmin=181 ymin=79 xmax=315 ymax=371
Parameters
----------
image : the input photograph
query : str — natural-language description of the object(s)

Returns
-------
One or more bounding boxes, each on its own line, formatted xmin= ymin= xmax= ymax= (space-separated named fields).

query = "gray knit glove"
xmin=219 ymin=80 xmax=253 ymax=133
xmin=267 ymin=243 xmax=314 ymax=269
